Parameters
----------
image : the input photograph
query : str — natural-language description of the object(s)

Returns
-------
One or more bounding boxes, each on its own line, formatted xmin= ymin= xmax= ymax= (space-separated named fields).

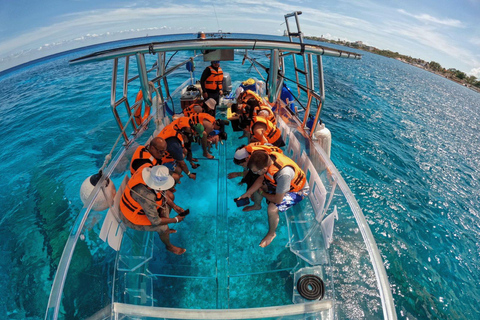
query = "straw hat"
xmin=142 ymin=165 xmax=175 ymax=191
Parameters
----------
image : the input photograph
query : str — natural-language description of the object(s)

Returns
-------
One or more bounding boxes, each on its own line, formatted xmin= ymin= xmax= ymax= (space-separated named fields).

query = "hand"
xmin=239 ymin=191 xmax=251 ymax=200
xmin=175 ymin=215 xmax=185 ymax=223
xmin=174 ymin=206 xmax=185 ymax=214
xmin=203 ymin=92 xmax=208 ymax=99
xmin=188 ymin=172 xmax=197 ymax=180
xmin=227 ymin=172 xmax=242 ymax=179
xmin=219 ymin=90 xmax=223 ymax=96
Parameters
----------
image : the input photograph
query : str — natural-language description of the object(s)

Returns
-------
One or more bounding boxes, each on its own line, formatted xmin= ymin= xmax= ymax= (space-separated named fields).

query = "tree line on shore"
xmin=307 ymin=36 xmax=480 ymax=90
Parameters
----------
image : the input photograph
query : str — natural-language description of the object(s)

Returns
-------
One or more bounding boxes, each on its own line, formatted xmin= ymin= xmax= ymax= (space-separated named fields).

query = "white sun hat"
xmin=234 ymin=148 xmax=249 ymax=160
xmin=205 ymin=98 xmax=216 ymax=110
xmin=142 ymin=165 xmax=175 ymax=191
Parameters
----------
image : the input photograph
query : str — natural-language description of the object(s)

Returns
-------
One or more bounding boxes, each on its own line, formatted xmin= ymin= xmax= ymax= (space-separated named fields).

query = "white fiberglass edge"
xmin=113 ymin=300 xmax=333 ymax=319
xmin=312 ymin=139 xmax=397 ymax=320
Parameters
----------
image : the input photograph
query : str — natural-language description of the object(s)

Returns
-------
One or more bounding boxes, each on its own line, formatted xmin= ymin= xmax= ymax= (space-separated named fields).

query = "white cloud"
xmin=470 ymin=67 xmax=480 ymax=78
xmin=397 ymin=9 xmax=463 ymax=27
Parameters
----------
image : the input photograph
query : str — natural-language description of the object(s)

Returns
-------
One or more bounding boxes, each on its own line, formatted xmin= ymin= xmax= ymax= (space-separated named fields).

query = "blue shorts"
xmin=163 ymin=161 xmax=177 ymax=172
xmin=266 ymin=185 xmax=310 ymax=212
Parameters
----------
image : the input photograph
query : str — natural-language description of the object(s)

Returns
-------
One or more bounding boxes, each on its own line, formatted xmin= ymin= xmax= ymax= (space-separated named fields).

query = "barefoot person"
xmin=238 ymin=150 xmax=309 ymax=247
xmin=228 ymin=143 xmax=283 ymax=212
xmin=120 ymin=165 xmax=187 ymax=255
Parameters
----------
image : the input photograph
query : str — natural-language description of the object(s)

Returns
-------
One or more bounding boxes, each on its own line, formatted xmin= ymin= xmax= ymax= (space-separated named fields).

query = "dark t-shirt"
xmin=166 ymin=137 xmax=184 ymax=161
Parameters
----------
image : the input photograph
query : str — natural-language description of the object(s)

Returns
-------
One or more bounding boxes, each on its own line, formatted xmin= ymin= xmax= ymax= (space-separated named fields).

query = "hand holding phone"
xmin=178 ymin=209 xmax=190 ymax=217
xmin=234 ymin=197 xmax=250 ymax=207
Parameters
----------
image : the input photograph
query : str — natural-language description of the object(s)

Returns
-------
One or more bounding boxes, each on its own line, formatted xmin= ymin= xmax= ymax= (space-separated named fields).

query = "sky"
xmin=0 ymin=0 xmax=479 ymax=76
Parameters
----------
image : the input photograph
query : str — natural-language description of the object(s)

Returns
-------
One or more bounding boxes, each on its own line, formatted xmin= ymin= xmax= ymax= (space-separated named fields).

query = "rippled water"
xmin=0 ymin=37 xmax=479 ymax=319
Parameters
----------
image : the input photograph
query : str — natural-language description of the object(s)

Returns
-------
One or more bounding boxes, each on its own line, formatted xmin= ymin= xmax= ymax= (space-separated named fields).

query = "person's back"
xmin=250 ymin=116 xmax=284 ymax=147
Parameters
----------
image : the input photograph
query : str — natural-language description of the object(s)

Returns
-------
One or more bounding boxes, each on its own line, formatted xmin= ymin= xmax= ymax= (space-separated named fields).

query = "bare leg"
xmin=159 ymin=232 xmax=186 ymax=255
xmin=243 ymin=191 xmax=263 ymax=212
xmin=158 ymin=205 xmax=185 ymax=255
xmin=259 ymin=203 xmax=279 ymax=247
xmin=201 ymin=135 xmax=214 ymax=159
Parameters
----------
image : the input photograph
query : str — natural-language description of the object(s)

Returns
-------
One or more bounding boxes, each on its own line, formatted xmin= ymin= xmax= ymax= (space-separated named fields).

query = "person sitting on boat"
xmin=206 ymin=129 xmax=227 ymax=153
xmin=237 ymin=89 xmax=263 ymax=107
xmin=188 ymin=113 xmax=229 ymax=159
xmin=130 ymin=137 xmax=164 ymax=173
xmin=238 ymin=150 xmax=309 ymax=247
xmin=249 ymin=112 xmax=285 ymax=147
xmin=200 ymin=60 xmax=223 ymax=110
xmin=157 ymin=117 xmax=200 ymax=180
xmin=246 ymin=98 xmax=276 ymax=125
xmin=119 ymin=165 xmax=187 ymax=255
xmin=182 ymin=98 xmax=216 ymax=117
xmin=228 ymin=142 xmax=283 ymax=211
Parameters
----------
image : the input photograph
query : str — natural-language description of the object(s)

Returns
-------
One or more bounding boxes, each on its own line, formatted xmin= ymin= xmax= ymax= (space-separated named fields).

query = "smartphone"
xmin=178 ymin=209 xmax=190 ymax=217
xmin=234 ymin=197 xmax=250 ymax=207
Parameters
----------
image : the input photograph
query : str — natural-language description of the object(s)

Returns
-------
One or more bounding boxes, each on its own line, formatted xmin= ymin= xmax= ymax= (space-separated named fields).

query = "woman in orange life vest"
xmin=238 ymin=150 xmax=309 ymax=248
xmin=157 ymin=117 xmax=201 ymax=180
xmin=228 ymin=143 xmax=284 ymax=212
xmin=249 ymin=112 xmax=285 ymax=147
xmin=200 ymin=61 xmax=223 ymax=109
xmin=119 ymin=165 xmax=187 ymax=255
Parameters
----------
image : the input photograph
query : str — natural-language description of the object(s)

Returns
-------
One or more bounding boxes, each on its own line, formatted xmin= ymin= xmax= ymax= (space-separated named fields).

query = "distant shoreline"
xmin=307 ymin=36 xmax=480 ymax=95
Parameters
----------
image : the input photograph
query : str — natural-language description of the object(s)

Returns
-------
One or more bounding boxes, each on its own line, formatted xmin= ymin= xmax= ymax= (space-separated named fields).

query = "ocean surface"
xmin=0 ymin=35 xmax=479 ymax=319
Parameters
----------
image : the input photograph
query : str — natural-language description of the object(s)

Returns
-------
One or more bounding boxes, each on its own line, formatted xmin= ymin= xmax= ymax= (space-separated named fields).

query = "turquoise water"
xmin=0 ymin=36 xmax=479 ymax=319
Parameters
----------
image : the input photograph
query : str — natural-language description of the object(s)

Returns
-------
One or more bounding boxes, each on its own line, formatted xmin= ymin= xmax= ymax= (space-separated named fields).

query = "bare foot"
xmin=242 ymin=204 xmax=262 ymax=212
xmin=167 ymin=229 xmax=177 ymax=234
xmin=203 ymin=153 xmax=215 ymax=159
xmin=190 ymin=162 xmax=200 ymax=169
xmin=166 ymin=245 xmax=186 ymax=255
xmin=259 ymin=233 xmax=276 ymax=248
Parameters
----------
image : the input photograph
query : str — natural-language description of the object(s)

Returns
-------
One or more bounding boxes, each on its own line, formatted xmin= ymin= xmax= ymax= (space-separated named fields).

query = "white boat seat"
xmin=99 ymin=175 xmax=129 ymax=251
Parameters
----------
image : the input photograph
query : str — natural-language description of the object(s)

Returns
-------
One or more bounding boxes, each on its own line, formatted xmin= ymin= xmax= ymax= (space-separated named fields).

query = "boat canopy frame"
xmin=73 ymin=32 xmax=361 ymax=145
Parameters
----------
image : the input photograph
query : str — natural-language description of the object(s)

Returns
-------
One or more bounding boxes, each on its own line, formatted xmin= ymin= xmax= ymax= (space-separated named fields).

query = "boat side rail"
xmin=44 ymin=112 xmax=156 ymax=319
xmin=278 ymin=107 xmax=397 ymax=320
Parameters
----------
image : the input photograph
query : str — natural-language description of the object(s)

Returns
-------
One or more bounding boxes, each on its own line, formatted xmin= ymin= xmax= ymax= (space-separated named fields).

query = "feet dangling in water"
xmin=242 ymin=204 xmax=262 ymax=212
xmin=167 ymin=229 xmax=177 ymax=234
xmin=259 ymin=233 xmax=276 ymax=248
xmin=166 ymin=245 xmax=186 ymax=255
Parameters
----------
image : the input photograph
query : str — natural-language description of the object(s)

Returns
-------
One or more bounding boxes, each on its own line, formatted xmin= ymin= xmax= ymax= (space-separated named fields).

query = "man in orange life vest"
xmin=200 ymin=60 xmax=223 ymax=111
xmin=120 ymin=165 xmax=187 ymax=255
xmin=238 ymin=150 xmax=309 ymax=248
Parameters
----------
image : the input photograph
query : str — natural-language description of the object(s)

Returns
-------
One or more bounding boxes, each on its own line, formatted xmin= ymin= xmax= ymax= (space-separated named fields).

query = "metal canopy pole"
xmin=268 ymin=49 xmax=279 ymax=103
xmin=135 ymin=53 xmax=152 ymax=106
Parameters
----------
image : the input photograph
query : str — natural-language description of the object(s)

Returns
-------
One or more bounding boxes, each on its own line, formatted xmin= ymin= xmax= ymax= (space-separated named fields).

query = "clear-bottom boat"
xmin=45 ymin=12 xmax=396 ymax=320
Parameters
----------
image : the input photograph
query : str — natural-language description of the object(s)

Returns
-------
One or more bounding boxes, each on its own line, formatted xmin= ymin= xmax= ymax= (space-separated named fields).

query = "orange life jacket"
xmin=264 ymin=152 xmax=306 ymax=192
xmin=240 ymin=89 xmax=263 ymax=105
xmin=204 ymin=66 xmax=223 ymax=91
xmin=183 ymin=103 xmax=202 ymax=117
xmin=250 ymin=116 xmax=282 ymax=145
xmin=245 ymin=142 xmax=283 ymax=156
xmin=157 ymin=118 xmax=189 ymax=163
xmin=120 ymin=165 xmax=164 ymax=225
xmin=189 ymin=113 xmax=216 ymax=127
xmin=253 ymin=105 xmax=276 ymax=125
xmin=129 ymin=146 xmax=159 ymax=175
